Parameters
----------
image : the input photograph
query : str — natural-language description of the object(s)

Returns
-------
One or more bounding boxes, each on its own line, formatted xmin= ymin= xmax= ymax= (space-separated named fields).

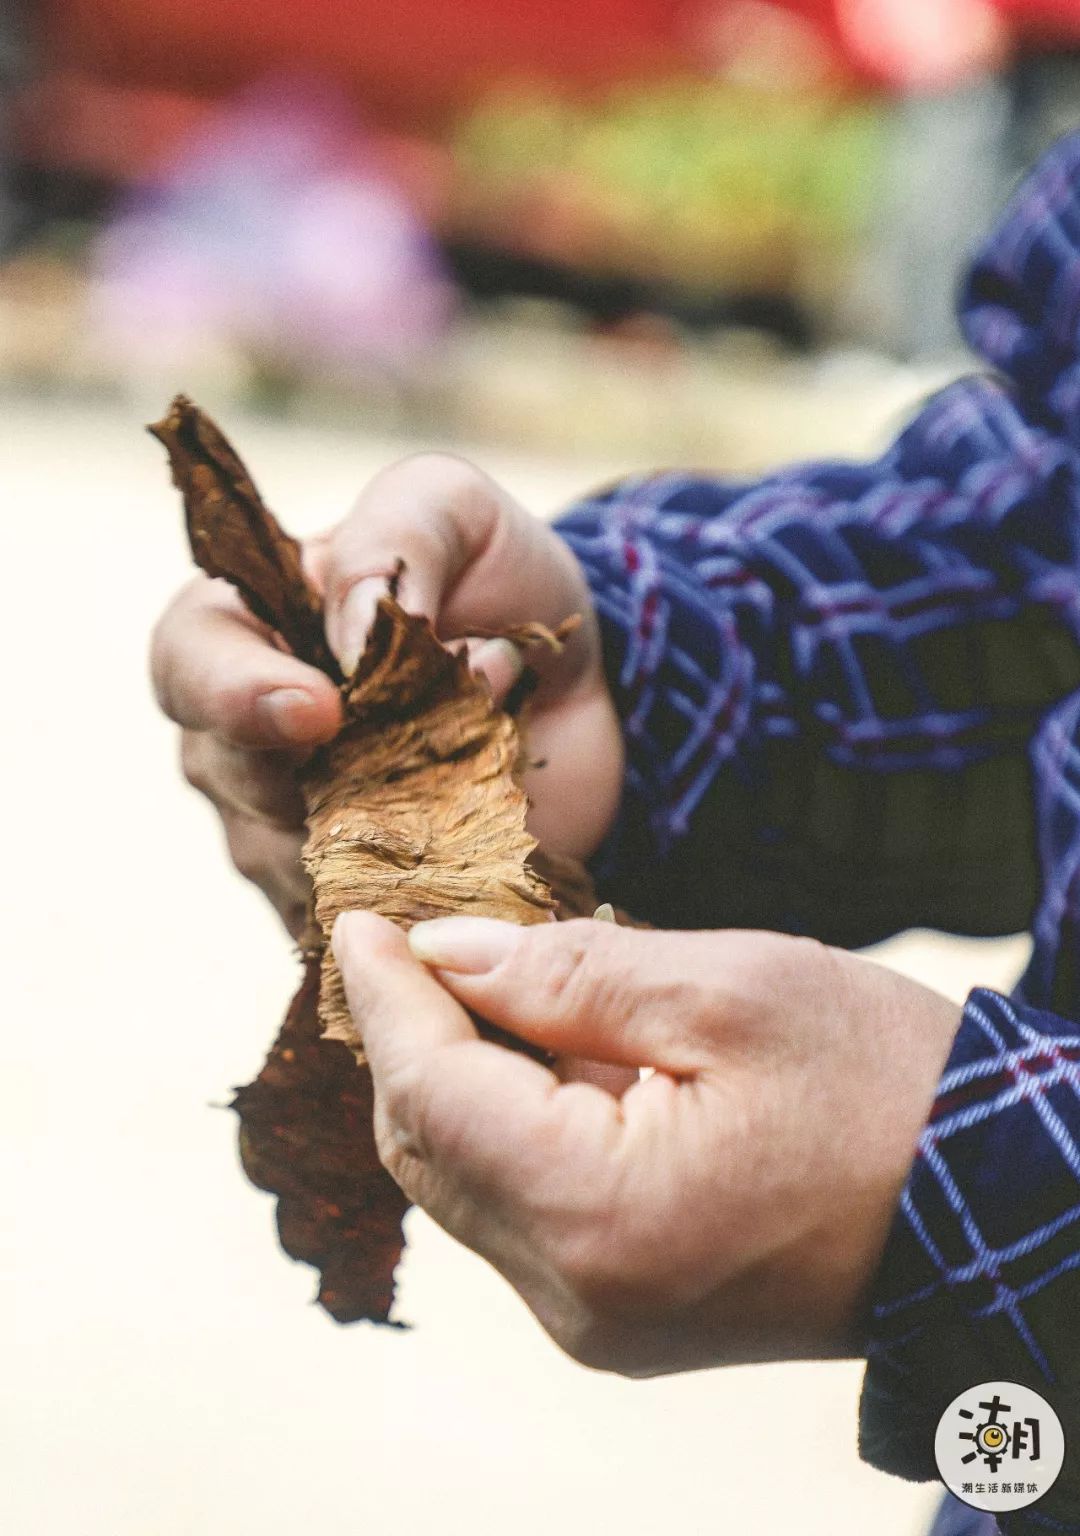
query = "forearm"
xmin=557 ymin=132 xmax=1080 ymax=940
xmin=557 ymin=401 xmax=1080 ymax=936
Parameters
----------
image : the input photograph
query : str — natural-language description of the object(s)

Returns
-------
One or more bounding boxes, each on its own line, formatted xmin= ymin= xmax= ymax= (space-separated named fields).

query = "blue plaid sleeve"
xmin=861 ymin=988 xmax=1080 ymax=1534
xmin=555 ymin=131 xmax=1080 ymax=943
xmin=555 ymin=130 xmax=1080 ymax=1524
xmin=861 ymin=684 xmax=1080 ymax=1532
xmin=1020 ymin=691 xmax=1080 ymax=1018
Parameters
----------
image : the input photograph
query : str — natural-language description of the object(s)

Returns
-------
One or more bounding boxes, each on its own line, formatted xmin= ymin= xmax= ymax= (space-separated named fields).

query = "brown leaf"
xmin=304 ymin=595 xmax=560 ymax=1058
xmin=152 ymin=396 xmax=604 ymax=1324
xmin=232 ymin=961 xmax=409 ymax=1324
xmin=149 ymin=396 xmax=341 ymax=681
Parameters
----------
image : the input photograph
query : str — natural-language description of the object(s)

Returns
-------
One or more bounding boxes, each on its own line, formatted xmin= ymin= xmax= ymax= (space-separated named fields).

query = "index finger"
xmin=151 ymin=576 xmax=342 ymax=748
xmin=322 ymin=453 xmax=502 ymax=674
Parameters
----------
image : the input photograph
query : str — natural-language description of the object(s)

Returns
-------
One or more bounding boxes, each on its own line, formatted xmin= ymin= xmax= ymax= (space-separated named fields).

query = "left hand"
xmin=150 ymin=452 xmax=623 ymax=938
xmin=332 ymin=912 xmax=961 ymax=1375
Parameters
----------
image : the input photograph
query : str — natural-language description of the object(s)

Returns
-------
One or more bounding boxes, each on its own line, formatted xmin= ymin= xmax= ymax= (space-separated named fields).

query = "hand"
xmin=150 ymin=453 xmax=624 ymax=936
xmin=331 ymin=912 xmax=962 ymax=1375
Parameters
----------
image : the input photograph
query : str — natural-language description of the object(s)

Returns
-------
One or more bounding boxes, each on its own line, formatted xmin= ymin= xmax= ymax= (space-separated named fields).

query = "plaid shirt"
xmin=556 ymin=131 xmax=1080 ymax=1535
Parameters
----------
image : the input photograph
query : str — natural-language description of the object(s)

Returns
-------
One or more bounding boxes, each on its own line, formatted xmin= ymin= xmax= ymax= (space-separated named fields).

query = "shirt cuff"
xmin=860 ymin=989 xmax=1080 ymax=1533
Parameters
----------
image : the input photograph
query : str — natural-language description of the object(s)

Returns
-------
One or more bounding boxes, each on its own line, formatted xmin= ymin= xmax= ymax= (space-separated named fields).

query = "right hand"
xmin=333 ymin=912 xmax=962 ymax=1373
xmin=150 ymin=452 xmax=625 ymax=938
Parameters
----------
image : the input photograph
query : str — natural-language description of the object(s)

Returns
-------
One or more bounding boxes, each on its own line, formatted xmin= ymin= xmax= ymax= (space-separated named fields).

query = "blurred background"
xmin=1 ymin=0 xmax=1079 ymax=459
xmin=2 ymin=4 xmax=1079 ymax=1535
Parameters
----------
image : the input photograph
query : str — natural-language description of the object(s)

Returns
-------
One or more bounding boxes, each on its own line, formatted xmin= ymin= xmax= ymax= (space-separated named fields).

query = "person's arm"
xmin=859 ymin=686 xmax=1080 ymax=1530
xmin=556 ymin=130 xmax=1080 ymax=946
xmin=861 ymin=986 xmax=1080 ymax=1535
xmin=331 ymin=909 xmax=1080 ymax=1533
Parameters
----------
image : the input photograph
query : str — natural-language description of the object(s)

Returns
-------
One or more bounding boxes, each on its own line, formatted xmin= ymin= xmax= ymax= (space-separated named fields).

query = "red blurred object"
xmin=31 ymin=0 xmax=1080 ymax=111
xmin=19 ymin=0 xmax=1080 ymax=185
xmin=38 ymin=0 xmax=688 ymax=129
xmin=832 ymin=0 xmax=1080 ymax=90
xmin=25 ymin=0 xmax=690 ymax=181
xmin=994 ymin=0 xmax=1080 ymax=39
xmin=834 ymin=0 xmax=1009 ymax=89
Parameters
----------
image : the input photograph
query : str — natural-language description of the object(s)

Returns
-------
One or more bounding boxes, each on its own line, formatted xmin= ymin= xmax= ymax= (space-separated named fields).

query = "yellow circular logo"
xmin=934 ymin=1382 xmax=1065 ymax=1515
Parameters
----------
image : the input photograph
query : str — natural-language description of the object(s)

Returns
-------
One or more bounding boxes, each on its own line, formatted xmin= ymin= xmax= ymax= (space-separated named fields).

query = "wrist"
xmin=859 ymin=988 xmax=1080 ymax=1494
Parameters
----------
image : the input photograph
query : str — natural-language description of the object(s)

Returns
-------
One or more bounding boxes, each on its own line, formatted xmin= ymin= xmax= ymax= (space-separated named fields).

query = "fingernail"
xmin=255 ymin=688 xmax=320 ymax=743
xmin=408 ymin=917 xmax=522 ymax=973
xmin=336 ymin=577 xmax=388 ymax=676
xmin=469 ymin=638 xmax=525 ymax=700
xmin=593 ymin=903 xmax=616 ymax=923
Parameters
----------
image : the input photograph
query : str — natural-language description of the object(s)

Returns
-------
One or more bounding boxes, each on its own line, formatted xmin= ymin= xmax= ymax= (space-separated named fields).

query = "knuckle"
xmin=201 ymin=674 xmax=259 ymax=738
xmin=299 ymin=527 xmax=334 ymax=581
xmin=227 ymin=755 xmax=294 ymax=825
xmin=524 ymin=923 xmax=621 ymax=1026
xmin=372 ymin=1111 xmax=405 ymax=1181
xmin=224 ymin=818 xmax=269 ymax=886
xmin=179 ymin=734 xmax=214 ymax=796
xmin=379 ymin=1062 xmax=424 ymax=1139
xmin=330 ymin=454 xmax=497 ymax=595
xmin=372 ymin=1068 xmax=428 ymax=1174
xmin=148 ymin=622 xmax=169 ymax=707
xmin=148 ymin=577 xmax=210 ymax=712
xmin=785 ymin=932 xmax=831 ymax=964
xmin=148 ymin=619 xmax=180 ymax=719
xmin=387 ymin=450 xmax=489 ymax=501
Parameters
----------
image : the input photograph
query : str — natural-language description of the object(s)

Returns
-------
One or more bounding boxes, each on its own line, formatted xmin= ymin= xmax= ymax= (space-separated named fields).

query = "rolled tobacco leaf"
xmin=150 ymin=395 xmax=603 ymax=1323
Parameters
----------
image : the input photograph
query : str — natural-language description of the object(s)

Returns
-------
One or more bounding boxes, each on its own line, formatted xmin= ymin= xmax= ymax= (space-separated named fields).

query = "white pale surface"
xmin=1 ymin=395 xmax=1031 ymax=1536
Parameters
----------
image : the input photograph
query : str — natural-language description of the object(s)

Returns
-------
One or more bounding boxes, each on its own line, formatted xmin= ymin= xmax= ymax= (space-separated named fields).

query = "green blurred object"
xmin=451 ymin=82 xmax=887 ymax=294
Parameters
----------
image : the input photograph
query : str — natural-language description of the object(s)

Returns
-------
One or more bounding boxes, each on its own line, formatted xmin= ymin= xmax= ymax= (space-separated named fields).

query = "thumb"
xmin=407 ymin=917 xmax=715 ymax=1073
xmin=332 ymin=911 xmax=478 ymax=1092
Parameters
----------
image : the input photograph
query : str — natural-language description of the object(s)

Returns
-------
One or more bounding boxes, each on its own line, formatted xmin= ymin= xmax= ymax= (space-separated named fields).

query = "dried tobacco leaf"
xmin=151 ymin=396 xmax=603 ymax=1324
xmin=232 ymin=960 xmax=410 ymax=1324
xmin=149 ymin=396 xmax=340 ymax=680
xmin=305 ymin=594 xmax=569 ymax=1059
